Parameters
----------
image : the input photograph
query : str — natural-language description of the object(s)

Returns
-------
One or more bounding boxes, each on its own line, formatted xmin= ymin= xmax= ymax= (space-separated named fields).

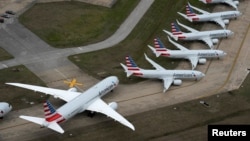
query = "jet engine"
xmin=223 ymin=19 xmax=229 ymax=24
xmin=173 ymin=80 xmax=182 ymax=86
xmin=67 ymin=87 xmax=77 ymax=92
xmin=212 ymin=39 xmax=219 ymax=44
xmin=234 ymin=1 xmax=239 ymax=5
xmin=198 ymin=58 xmax=206 ymax=64
xmin=108 ymin=102 xmax=118 ymax=110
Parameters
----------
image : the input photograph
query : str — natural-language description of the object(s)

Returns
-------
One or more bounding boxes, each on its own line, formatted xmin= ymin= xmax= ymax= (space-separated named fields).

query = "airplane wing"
xmin=211 ymin=18 xmax=226 ymax=29
xmin=200 ymin=37 xmax=214 ymax=49
xmin=162 ymin=77 xmax=173 ymax=93
xmin=176 ymin=20 xmax=199 ymax=33
xmin=86 ymin=98 xmax=135 ymax=131
xmin=144 ymin=53 xmax=166 ymax=70
xmin=6 ymin=83 xmax=81 ymax=102
xmin=168 ymin=36 xmax=188 ymax=51
xmin=188 ymin=56 xmax=199 ymax=70
xmin=224 ymin=0 xmax=238 ymax=9
xmin=188 ymin=2 xmax=209 ymax=14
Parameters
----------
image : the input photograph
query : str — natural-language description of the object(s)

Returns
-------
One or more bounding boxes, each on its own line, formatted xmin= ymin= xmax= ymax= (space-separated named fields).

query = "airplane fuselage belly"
xmin=56 ymin=76 xmax=118 ymax=121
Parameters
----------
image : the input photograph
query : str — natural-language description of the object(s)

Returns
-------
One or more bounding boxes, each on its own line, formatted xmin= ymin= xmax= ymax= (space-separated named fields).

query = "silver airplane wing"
xmin=176 ymin=20 xmax=199 ymax=33
xmin=188 ymin=2 xmax=210 ymax=14
xmin=200 ymin=37 xmax=214 ymax=49
xmin=162 ymin=77 xmax=173 ymax=93
xmin=168 ymin=36 xmax=188 ymax=51
xmin=188 ymin=56 xmax=199 ymax=70
xmin=86 ymin=98 xmax=135 ymax=131
xmin=211 ymin=18 xmax=226 ymax=29
xmin=144 ymin=53 xmax=166 ymax=70
xmin=6 ymin=83 xmax=81 ymax=102
xmin=224 ymin=0 xmax=238 ymax=9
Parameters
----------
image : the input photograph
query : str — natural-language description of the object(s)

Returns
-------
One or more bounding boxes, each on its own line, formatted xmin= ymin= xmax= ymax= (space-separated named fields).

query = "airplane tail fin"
xmin=19 ymin=115 xmax=64 ymax=134
xmin=149 ymin=38 xmax=170 ymax=57
xmin=120 ymin=56 xmax=142 ymax=77
xmin=186 ymin=4 xmax=196 ymax=17
xmin=43 ymin=100 xmax=57 ymax=121
xmin=171 ymin=22 xmax=183 ymax=35
xmin=19 ymin=101 xmax=65 ymax=134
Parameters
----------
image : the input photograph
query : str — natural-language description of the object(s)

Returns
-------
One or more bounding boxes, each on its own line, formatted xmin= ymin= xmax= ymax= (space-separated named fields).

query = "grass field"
xmin=0 ymin=65 xmax=48 ymax=110
xmin=19 ymin=0 xmax=214 ymax=83
xmin=68 ymin=0 xmax=214 ymax=83
xmin=19 ymin=0 xmax=140 ymax=48
xmin=29 ymin=74 xmax=250 ymax=141
xmin=0 ymin=47 xmax=13 ymax=61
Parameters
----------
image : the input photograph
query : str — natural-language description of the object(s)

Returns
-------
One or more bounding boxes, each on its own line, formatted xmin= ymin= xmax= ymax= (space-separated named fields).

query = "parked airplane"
xmin=148 ymin=37 xmax=227 ymax=69
xmin=120 ymin=54 xmax=205 ymax=92
xmin=178 ymin=2 xmax=241 ymax=29
xmin=0 ymin=102 xmax=12 ymax=119
xmin=6 ymin=76 xmax=134 ymax=133
xmin=199 ymin=0 xmax=239 ymax=10
xmin=163 ymin=20 xmax=234 ymax=49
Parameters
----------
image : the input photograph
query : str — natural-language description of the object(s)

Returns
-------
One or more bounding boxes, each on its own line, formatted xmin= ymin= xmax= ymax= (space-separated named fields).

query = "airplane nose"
xmin=201 ymin=72 xmax=205 ymax=77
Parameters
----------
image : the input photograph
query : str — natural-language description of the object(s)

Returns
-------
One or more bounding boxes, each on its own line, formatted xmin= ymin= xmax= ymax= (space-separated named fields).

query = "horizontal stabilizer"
xmin=48 ymin=121 xmax=64 ymax=134
xmin=20 ymin=115 xmax=45 ymax=126
xmin=120 ymin=63 xmax=133 ymax=77
xmin=163 ymin=30 xmax=179 ymax=41
xmin=147 ymin=45 xmax=161 ymax=57
xmin=20 ymin=115 xmax=64 ymax=134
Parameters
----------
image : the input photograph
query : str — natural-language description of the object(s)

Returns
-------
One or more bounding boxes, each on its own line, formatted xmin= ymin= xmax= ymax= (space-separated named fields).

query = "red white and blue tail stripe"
xmin=186 ymin=4 xmax=196 ymax=17
xmin=153 ymin=38 xmax=170 ymax=57
xmin=171 ymin=22 xmax=183 ymax=35
xmin=124 ymin=56 xmax=143 ymax=76
xmin=43 ymin=100 xmax=65 ymax=123
xmin=126 ymin=56 xmax=140 ymax=71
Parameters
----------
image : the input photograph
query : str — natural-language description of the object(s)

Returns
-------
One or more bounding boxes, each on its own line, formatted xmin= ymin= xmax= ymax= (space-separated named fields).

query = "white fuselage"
xmin=201 ymin=0 xmax=238 ymax=4
xmin=176 ymin=30 xmax=232 ymax=40
xmin=134 ymin=69 xmax=204 ymax=80
xmin=55 ymin=76 xmax=118 ymax=122
xmin=191 ymin=11 xmax=241 ymax=22
xmin=200 ymin=0 xmax=239 ymax=9
xmin=0 ymin=102 xmax=12 ymax=118
xmin=167 ymin=50 xmax=226 ymax=59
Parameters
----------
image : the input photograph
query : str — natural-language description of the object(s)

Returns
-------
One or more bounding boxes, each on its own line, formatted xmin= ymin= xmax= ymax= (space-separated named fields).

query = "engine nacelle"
xmin=223 ymin=19 xmax=229 ymax=24
xmin=212 ymin=39 xmax=219 ymax=44
xmin=173 ymin=79 xmax=182 ymax=86
xmin=68 ymin=87 xmax=77 ymax=92
xmin=198 ymin=58 xmax=206 ymax=64
xmin=234 ymin=1 xmax=239 ymax=5
xmin=108 ymin=102 xmax=118 ymax=110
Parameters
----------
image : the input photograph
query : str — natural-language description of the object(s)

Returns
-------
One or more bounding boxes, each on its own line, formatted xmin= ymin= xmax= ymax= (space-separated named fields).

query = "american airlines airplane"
xmin=163 ymin=20 xmax=234 ymax=49
xmin=178 ymin=2 xmax=241 ymax=29
xmin=199 ymin=0 xmax=239 ymax=10
xmin=6 ymin=76 xmax=135 ymax=133
xmin=120 ymin=54 xmax=205 ymax=92
xmin=148 ymin=37 xmax=227 ymax=69
xmin=0 ymin=102 xmax=12 ymax=119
